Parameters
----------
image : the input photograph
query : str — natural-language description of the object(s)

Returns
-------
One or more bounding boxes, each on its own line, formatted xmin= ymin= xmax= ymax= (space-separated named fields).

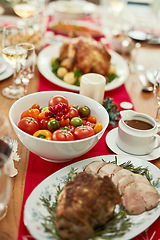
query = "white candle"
xmin=79 ymin=73 xmax=106 ymax=104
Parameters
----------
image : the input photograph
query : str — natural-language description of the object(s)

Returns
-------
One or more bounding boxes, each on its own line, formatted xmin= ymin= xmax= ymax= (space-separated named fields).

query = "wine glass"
xmin=0 ymin=112 xmax=13 ymax=221
xmin=12 ymin=0 xmax=45 ymax=33
xmin=1 ymin=25 xmax=27 ymax=99
xmin=17 ymin=43 xmax=35 ymax=95
xmin=13 ymin=0 xmax=36 ymax=33
xmin=153 ymin=69 xmax=160 ymax=127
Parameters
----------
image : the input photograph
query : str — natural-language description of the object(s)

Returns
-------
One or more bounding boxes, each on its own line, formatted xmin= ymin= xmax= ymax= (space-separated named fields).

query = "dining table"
xmin=0 ymin=2 xmax=160 ymax=240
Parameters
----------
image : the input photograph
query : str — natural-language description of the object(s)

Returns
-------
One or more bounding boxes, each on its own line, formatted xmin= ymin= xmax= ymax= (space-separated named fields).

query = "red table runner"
xmin=18 ymin=73 xmax=160 ymax=239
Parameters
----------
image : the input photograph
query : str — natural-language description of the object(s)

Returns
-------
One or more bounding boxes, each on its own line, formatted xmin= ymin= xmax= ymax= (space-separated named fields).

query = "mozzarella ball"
xmin=63 ymin=72 xmax=76 ymax=85
xmin=57 ymin=67 xmax=68 ymax=78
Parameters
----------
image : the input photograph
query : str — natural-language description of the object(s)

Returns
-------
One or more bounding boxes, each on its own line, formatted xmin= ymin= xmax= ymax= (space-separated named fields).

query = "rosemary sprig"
xmin=40 ymin=194 xmax=59 ymax=238
xmin=105 ymin=156 xmax=160 ymax=185
xmin=93 ymin=208 xmax=132 ymax=239
xmin=119 ymin=161 xmax=153 ymax=182
xmin=65 ymin=167 xmax=78 ymax=183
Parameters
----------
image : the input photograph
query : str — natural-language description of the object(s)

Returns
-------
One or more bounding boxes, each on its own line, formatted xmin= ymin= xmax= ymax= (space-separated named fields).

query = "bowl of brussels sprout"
xmin=9 ymin=91 xmax=109 ymax=162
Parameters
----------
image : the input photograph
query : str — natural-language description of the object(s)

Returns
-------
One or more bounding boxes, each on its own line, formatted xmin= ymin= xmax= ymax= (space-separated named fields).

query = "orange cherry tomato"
xmin=94 ymin=123 xmax=103 ymax=134
xmin=31 ymin=104 xmax=40 ymax=110
xmin=87 ymin=116 xmax=97 ymax=124
xmin=21 ymin=108 xmax=40 ymax=123
xmin=38 ymin=111 xmax=48 ymax=121
xmin=59 ymin=117 xmax=70 ymax=127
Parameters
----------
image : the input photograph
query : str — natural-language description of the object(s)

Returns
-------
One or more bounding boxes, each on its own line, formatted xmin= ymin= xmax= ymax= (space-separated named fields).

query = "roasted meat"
xmin=122 ymin=182 xmax=159 ymax=215
xmin=59 ymin=36 xmax=111 ymax=76
xmin=84 ymin=160 xmax=106 ymax=174
xmin=55 ymin=171 xmax=121 ymax=240
xmin=98 ymin=163 xmax=122 ymax=178
xmin=84 ymin=161 xmax=160 ymax=215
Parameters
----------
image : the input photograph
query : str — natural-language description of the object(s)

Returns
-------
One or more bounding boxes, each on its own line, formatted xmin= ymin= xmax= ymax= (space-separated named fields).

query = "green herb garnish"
xmin=74 ymin=68 xmax=83 ymax=86
xmin=93 ymin=208 xmax=132 ymax=239
xmin=107 ymin=73 xmax=118 ymax=83
xmin=51 ymin=59 xmax=61 ymax=75
xmin=103 ymin=97 xmax=119 ymax=126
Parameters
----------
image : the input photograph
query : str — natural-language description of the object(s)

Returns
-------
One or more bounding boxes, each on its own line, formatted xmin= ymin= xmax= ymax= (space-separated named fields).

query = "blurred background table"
xmin=0 ymin=1 xmax=160 ymax=239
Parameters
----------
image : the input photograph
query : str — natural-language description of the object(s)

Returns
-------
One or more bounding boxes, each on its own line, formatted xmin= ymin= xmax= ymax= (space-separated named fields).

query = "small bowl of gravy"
xmin=117 ymin=110 xmax=160 ymax=155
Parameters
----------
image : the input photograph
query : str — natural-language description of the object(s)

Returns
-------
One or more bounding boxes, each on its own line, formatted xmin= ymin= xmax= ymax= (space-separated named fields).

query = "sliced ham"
xmin=118 ymin=173 xmax=150 ymax=195
xmin=98 ymin=163 xmax=122 ymax=178
xmin=111 ymin=169 xmax=134 ymax=187
xmin=122 ymin=182 xmax=146 ymax=215
xmin=136 ymin=182 xmax=159 ymax=211
xmin=122 ymin=182 xmax=160 ymax=215
xmin=84 ymin=160 xmax=160 ymax=215
xmin=84 ymin=160 xmax=106 ymax=174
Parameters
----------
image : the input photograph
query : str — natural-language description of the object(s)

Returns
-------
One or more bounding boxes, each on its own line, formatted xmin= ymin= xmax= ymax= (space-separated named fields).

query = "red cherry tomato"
xmin=73 ymin=126 xmax=95 ymax=140
xmin=85 ymin=121 xmax=95 ymax=129
xmin=18 ymin=117 xmax=39 ymax=135
xmin=68 ymin=125 xmax=76 ymax=134
xmin=48 ymin=95 xmax=69 ymax=107
xmin=39 ymin=118 xmax=49 ymax=130
xmin=51 ymin=129 xmax=75 ymax=141
xmin=61 ymin=125 xmax=76 ymax=134
xmin=68 ymin=108 xmax=79 ymax=119
xmin=82 ymin=119 xmax=87 ymax=125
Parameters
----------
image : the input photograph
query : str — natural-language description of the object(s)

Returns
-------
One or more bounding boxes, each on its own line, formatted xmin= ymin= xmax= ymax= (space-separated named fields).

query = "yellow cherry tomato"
xmin=94 ymin=123 xmax=103 ymax=134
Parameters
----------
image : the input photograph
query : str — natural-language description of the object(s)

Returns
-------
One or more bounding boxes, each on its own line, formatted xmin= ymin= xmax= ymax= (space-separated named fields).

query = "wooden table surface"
xmin=0 ymin=9 xmax=160 ymax=240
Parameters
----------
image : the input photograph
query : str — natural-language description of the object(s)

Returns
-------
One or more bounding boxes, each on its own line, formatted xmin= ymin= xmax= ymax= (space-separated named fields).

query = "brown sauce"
xmin=124 ymin=119 xmax=153 ymax=130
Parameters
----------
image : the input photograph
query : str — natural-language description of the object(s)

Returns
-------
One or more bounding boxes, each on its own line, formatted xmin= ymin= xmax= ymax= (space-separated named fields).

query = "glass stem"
xmin=13 ymin=66 xmax=21 ymax=87
xmin=22 ymin=77 xmax=29 ymax=95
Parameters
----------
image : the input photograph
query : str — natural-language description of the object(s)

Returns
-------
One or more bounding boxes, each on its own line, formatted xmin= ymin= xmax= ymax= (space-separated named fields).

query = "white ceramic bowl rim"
xmin=53 ymin=1 xmax=84 ymax=14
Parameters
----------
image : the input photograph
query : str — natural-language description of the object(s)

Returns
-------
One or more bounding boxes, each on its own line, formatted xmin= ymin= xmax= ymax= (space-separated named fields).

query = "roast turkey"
xmin=55 ymin=171 xmax=121 ymax=240
xmin=59 ymin=36 xmax=111 ymax=76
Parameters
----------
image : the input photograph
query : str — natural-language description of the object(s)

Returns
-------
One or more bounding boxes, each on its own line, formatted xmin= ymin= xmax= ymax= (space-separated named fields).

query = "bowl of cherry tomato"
xmin=9 ymin=91 xmax=109 ymax=162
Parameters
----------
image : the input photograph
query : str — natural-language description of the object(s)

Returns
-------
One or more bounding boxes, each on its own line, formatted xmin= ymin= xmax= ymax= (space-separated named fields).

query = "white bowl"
xmin=52 ymin=0 xmax=97 ymax=21
xmin=9 ymin=91 xmax=109 ymax=163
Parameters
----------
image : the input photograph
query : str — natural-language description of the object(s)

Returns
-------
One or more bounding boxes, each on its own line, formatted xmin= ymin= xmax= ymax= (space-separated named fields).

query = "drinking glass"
xmin=153 ymin=69 xmax=160 ymax=127
xmin=0 ymin=113 xmax=13 ymax=221
xmin=1 ymin=26 xmax=26 ymax=99
xmin=17 ymin=43 xmax=35 ymax=95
